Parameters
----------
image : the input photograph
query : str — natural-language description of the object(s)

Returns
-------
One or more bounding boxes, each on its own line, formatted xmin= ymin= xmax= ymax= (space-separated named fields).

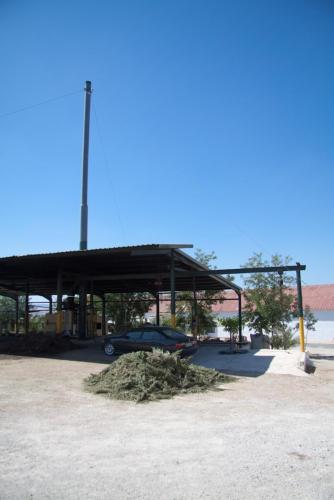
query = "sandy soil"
xmin=0 ymin=344 xmax=333 ymax=500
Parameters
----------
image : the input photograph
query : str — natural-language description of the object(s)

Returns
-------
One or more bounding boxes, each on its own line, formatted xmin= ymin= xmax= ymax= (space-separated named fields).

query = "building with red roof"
xmin=212 ymin=284 xmax=334 ymax=344
xmin=147 ymin=284 xmax=334 ymax=343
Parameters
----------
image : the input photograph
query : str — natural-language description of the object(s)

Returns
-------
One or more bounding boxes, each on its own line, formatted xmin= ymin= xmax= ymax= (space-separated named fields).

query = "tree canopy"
xmin=163 ymin=249 xmax=226 ymax=335
xmin=242 ymin=253 xmax=316 ymax=348
xmin=95 ymin=292 xmax=154 ymax=332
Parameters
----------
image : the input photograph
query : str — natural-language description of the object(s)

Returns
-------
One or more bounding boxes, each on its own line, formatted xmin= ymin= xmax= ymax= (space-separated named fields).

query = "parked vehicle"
xmin=103 ymin=326 xmax=198 ymax=357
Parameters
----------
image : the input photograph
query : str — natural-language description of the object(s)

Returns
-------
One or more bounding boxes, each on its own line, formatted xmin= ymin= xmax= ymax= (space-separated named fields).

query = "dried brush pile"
xmin=84 ymin=349 xmax=232 ymax=402
xmin=0 ymin=334 xmax=80 ymax=356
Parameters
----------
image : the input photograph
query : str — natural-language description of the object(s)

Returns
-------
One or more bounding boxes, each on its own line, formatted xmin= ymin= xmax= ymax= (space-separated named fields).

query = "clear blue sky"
xmin=1 ymin=0 xmax=333 ymax=285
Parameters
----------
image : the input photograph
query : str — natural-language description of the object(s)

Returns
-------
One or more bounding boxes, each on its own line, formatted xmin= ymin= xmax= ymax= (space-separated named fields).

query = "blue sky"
xmin=1 ymin=0 xmax=333 ymax=285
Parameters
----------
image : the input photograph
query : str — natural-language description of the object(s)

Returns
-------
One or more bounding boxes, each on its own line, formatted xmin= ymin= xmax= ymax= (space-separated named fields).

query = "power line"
xmin=92 ymin=103 xmax=127 ymax=244
xmin=0 ymin=89 xmax=82 ymax=119
xmin=232 ymin=222 xmax=273 ymax=258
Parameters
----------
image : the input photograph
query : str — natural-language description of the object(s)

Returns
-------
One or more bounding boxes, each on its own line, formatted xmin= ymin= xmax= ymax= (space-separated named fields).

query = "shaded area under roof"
xmin=0 ymin=244 xmax=240 ymax=297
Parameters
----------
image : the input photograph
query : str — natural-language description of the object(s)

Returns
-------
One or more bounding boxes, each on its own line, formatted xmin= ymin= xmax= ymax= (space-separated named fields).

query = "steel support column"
xmin=49 ymin=297 xmax=53 ymax=314
xmin=56 ymin=269 xmax=63 ymax=335
xmin=89 ymin=291 xmax=94 ymax=337
xmin=24 ymin=286 xmax=29 ymax=335
xmin=296 ymin=262 xmax=305 ymax=352
xmin=170 ymin=250 xmax=176 ymax=328
xmin=78 ymin=282 xmax=87 ymax=338
xmin=237 ymin=292 xmax=243 ymax=343
xmin=192 ymin=277 xmax=198 ymax=339
xmin=102 ymin=294 xmax=106 ymax=336
xmin=155 ymin=293 xmax=160 ymax=326
xmin=15 ymin=296 xmax=19 ymax=334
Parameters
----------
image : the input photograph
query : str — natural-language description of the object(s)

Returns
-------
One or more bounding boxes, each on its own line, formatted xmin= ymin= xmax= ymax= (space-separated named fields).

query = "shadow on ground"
xmin=0 ymin=336 xmax=110 ymax=365
xmin=1 ymin=336 xmax=303 ymax=377
xmin=310 ymin=354 xmax=334 ymax=361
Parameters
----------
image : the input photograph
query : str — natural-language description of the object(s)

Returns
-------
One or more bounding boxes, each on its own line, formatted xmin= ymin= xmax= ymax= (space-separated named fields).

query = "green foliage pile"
xmin=84 ymin=350 xmax=231 ymax=402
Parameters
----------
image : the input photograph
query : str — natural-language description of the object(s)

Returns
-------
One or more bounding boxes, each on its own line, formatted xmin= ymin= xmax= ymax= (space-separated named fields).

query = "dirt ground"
xmin=0 ymin=343 xmax=333 ymax=500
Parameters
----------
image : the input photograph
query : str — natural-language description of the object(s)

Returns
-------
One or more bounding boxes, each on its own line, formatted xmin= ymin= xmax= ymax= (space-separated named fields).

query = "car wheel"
xmin=104 ymin=343 xmax=115 ymax=356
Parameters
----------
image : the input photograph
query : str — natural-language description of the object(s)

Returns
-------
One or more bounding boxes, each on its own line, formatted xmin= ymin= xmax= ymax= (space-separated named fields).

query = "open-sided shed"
xmin=0 ymin=244 xmax=241 ymax=337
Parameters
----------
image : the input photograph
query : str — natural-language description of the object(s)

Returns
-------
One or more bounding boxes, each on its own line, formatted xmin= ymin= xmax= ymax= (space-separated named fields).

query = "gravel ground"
xmin=0 ymin=344 xmax=333 ymax=500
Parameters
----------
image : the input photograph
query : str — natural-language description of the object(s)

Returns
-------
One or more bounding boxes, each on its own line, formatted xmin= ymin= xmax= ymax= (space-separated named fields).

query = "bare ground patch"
xmin=0 ymin=345 xmax=333 ymax=500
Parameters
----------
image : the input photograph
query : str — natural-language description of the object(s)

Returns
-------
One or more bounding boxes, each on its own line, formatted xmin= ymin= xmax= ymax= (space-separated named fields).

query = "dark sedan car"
xmin=103 ymin=326 xmax=198 ymax=357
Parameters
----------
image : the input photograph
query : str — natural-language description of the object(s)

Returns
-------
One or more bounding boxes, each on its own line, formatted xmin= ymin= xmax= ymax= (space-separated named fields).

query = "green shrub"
xmin=271 ymin=328 xmax=298 ymax=350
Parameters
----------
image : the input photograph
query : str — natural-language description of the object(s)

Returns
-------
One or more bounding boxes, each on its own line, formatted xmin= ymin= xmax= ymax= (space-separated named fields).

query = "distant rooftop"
xmin=210 ymin=285 xmax=334 ymax=313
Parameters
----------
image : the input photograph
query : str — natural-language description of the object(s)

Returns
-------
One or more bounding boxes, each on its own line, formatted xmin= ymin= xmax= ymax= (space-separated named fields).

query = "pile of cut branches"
xmin=0 ymin=334 xmax=79 ymax=356
xmin=84 ymin=349 xmax=232 ymax=402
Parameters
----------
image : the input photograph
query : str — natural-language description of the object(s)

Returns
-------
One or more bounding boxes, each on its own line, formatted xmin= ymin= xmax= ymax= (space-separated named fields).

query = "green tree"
xmin=0 ymin=296 xmax=26 ymax=333
xmin=218 ymin=316 xmax=240 ymax=343
xmin=0 ymin=296 xmax=44 ymax=334
xmin=242 ymin=253 xmax=317 ymax=349
xmin=29 ymin=314 xmax=45 ymax=333
xmin=292 ymin=304 xmax=317 ymax=342
xmin=98 ymin=292 xmax=155 ymax=331
xmin=163 ymin=249 xmax=227 ymax=336
xmin=303 ymin=305 xmax=317 ymax=332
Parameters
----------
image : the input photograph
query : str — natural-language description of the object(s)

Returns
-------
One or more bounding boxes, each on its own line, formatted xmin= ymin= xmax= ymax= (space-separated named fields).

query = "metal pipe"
xmin=89 ymin=291 xmax=94 ymax=337
xmin=192 ymin=276 xmax=198 ymax=339
xmin=170 ymin=250 xmax=176 ymax=327
xmin=80 ymin=80 xmax=92 ymax=251
xmin=24 ymin=286 xmax=29 ymax=334
xmin=78 ymin=282 xmax=87 ymax=338
xmin=56 ymin=269 xmax=63 ymax=335
xmin=176 ymin=264 xmax=306 ymax=277
xmin=15 ymin=296 xmax=19 ymax=334
xmin=155 ymin=293 xmax=160 ymax=326
xmin=237 ymin=292 xmax=242 ymax=343
xmin=296 ymin=262 xmax=305 ymax=352
xmin=102 ymin=294 xmax=106 ymax=336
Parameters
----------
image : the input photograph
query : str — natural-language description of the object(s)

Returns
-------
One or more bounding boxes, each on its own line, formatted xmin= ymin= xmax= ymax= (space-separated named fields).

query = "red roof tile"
xmin=211 ymin=284 xmax=334 ymax=313
xmin=150 ymin=285 xmax=334 ymax=316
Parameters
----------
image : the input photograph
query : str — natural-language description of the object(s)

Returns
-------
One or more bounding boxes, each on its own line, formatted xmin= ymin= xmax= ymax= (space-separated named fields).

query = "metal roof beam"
xmin=175 ymin=264 xmax=306 ymax=276
xmin=175 ymin=249 xmax=241 ymax=292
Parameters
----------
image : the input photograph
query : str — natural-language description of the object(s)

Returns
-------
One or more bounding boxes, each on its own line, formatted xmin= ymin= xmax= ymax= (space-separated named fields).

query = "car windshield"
xmin=161 ymin=328 xmax=188 ymax=341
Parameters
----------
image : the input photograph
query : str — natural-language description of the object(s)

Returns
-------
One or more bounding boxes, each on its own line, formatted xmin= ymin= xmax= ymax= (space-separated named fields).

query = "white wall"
xmin=146 ymin=309 xmax=334 ymax=343
xmin=214 ymin=310 xmax=334 ymax=344
xmin=304 ymin=321 xmax=334 ymax=343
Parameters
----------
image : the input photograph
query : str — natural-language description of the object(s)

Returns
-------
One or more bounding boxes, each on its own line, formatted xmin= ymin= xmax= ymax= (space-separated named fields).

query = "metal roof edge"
xmin=0 ymin=244 xmax=194 ymax=261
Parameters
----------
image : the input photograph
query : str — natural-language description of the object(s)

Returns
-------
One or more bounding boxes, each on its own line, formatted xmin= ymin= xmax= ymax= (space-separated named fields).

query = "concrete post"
xmin=80 ymin=81 xmax=92 ymax=251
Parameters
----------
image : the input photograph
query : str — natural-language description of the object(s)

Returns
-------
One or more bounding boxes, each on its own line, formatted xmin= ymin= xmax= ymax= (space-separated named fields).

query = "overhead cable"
xmin=0 ymin=89 xmax=82 ymax=119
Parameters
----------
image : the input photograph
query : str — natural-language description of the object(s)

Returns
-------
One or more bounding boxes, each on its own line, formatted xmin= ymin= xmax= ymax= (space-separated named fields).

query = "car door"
xmin=123 ymin=330 xmax=143 ymax=352
xmin=108 ymin=333 xmax=131 ymax=353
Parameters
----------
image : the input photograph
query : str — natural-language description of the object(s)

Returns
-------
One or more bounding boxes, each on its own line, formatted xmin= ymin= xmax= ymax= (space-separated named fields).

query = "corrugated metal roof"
xmin=0 ymin=244 xmax=193 ymax=262
xmin=0 ymin=244 xmax=238 ymax=296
